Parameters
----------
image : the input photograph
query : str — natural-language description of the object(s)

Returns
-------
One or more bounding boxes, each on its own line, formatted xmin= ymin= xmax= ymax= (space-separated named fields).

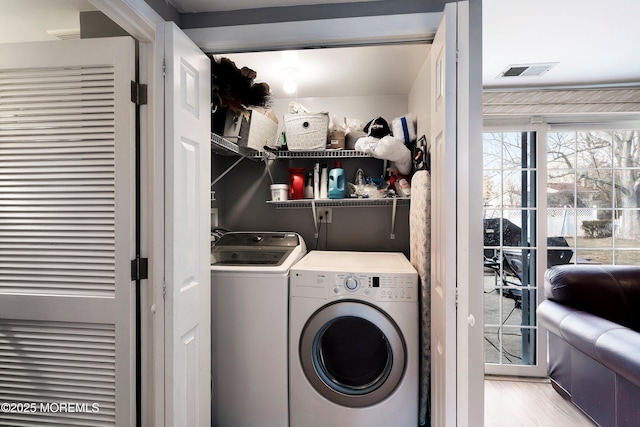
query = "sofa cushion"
xmin=559 ymin=311 xmax=625 ymax=361
xmin=595 ymin=328 xmax=640 ymax=389
xmin=544 ymin=265 xmax=640 ymax=332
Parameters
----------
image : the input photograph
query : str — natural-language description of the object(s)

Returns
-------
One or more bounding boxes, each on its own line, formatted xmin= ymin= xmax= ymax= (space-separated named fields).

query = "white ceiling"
xmin=483 ymin=0 xmax=640 ymax=89
xmin=0 ymin=0 xmax=95 ymax=43
xmin=222 ymin=44 xmax=430 ymax=98
xmin=1 ymin=0 xmax=639 ymax=94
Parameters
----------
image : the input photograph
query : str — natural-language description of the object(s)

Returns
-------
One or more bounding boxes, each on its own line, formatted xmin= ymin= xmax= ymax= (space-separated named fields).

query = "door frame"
xmin=89 ymin=1 xmax=166 ymax=426
xmin=456 ymin=1 xmax=485 ymax=425
xmin=429 ymin=3 xmax=484 ymax=425
xmin=90 ymin=1 xmax=484 ymax=425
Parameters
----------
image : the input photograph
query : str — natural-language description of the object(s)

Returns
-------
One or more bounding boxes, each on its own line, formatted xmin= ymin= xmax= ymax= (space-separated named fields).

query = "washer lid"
xmin=211 ymin=232 xmax=301 ymax=266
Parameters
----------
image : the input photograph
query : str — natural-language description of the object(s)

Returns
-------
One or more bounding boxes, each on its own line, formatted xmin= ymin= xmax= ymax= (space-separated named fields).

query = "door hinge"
xmin=162 ymin=281 xmax=167 ymax=300
xmin=131 ymin=81 xmax=148 ymax=105
xmin=162 ymin=58 xmax=167 ymax=78
xmin=131 ymin=257 xmax=149 ymax=281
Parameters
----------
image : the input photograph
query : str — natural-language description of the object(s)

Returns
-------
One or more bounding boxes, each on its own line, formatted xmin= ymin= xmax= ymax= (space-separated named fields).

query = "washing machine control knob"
xmin=344 ymin=275 xmax=360 ymax=291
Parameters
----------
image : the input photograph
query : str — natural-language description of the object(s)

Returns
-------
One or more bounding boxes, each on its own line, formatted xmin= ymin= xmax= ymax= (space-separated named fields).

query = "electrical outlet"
xmin=316 ymin=208 xmax=332 ymax=224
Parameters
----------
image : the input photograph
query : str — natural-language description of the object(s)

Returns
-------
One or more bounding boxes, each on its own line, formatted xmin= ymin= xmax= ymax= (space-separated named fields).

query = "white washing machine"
xmin=210 ymin=232 xmax=306 ymax=427
xmin=289 ymin=251 xmax=419 ymax=427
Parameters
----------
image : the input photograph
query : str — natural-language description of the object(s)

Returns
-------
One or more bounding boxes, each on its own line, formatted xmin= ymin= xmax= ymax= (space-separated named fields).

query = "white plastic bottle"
xmin=313 ymin=163 xmax=320 ymax=199
xmin=397 ymin=177 xmax=411 ymax=197
xmin=304 ymin=172 xmax=314 ymax=199
xmin=320 ymin=164 xmax=328 ymax=199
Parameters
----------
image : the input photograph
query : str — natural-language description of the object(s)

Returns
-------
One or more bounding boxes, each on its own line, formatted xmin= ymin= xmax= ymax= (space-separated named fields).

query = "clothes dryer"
xmin=210 ymin=232 xmax=306 ymax=427
xmin=289 ymin=251 xmax=418 ymax=427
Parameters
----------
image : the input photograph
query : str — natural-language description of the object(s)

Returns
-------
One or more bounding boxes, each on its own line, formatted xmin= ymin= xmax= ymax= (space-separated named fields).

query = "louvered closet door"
xmin=0 ymin=37 xmax=135 ymax=426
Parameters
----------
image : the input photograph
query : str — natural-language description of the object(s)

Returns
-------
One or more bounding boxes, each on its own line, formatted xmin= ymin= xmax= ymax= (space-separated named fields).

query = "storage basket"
xmin=284 ymin=113 xmax=329 ymax=151
xmin=239 ymin=109 xmax=279 ymax=151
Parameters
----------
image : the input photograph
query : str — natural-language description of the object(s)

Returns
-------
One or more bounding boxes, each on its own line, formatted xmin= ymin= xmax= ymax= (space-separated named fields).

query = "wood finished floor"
xmin=485 ymin=377 xmax=596 ymax=427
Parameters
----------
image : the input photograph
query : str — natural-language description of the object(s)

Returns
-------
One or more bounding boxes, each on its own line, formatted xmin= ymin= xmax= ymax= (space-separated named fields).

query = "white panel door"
xmin=163 ymin=22 xmax=211 ymax=427
xmin=430 ymin=4 xmax=459 ymax=426
xmin=0 ymin=37 xmax=136 ymax=426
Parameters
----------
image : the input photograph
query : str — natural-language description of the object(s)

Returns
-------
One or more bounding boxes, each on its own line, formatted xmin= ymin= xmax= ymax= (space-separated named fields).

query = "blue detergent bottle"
xmin=328 ymin=161 xmax=346 ymax=199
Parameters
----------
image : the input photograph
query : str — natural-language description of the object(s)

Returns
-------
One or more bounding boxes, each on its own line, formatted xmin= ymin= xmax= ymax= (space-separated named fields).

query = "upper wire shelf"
xmin=211 ymin=133 xmax=371 ymax=159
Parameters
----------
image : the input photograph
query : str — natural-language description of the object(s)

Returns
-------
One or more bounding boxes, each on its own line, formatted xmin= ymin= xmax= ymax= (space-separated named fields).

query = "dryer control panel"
xmin=334 ymin=272 xmax=417 ymax=302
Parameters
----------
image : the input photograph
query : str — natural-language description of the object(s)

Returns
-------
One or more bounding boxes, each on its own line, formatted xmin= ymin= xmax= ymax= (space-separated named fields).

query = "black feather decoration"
xmin=209 ymin=56 xmax=271 ymax=115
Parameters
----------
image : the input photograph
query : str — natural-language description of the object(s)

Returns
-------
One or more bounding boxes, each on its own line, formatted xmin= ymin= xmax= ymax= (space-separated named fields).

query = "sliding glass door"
xmin=483 ymin=131 xmax=540 ymax=374
xmin=483 ymin=125 xmax=640 ymax=376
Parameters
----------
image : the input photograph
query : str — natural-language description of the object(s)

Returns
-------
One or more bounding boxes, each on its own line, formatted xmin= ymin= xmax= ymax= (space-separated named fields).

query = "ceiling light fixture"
xmin=283 ymin=79 xmax=297 ymax=94
xmin=282 ymin=67 xmax=299 ymax=95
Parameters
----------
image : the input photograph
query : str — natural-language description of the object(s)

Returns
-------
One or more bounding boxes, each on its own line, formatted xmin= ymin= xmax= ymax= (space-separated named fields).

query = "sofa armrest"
xmin=538 ymin=299 xmax=640 ymax=388
xmin=538 ymin=300 xmax=623 ymax=361
xmin=538 ymin=299 xmax=572 ymax=337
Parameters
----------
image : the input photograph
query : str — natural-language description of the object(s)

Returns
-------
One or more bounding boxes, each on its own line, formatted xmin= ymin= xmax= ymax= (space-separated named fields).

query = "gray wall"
xmin=179 ymin=0 xmax=448 ymax=29
xmin=80 ymin=11 xmax=129 ymax=38
xmin=211 ymin=154 xmax=411 ymax=256
xmin=143 ymin=0 xmax=181 ymax=24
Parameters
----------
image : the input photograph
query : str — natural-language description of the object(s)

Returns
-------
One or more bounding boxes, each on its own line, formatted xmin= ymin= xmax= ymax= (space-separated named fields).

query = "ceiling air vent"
xmin=498 ymin=62 xmax=558 ymax=78
xmin=47 ymin=28 xmax=81 ymax=40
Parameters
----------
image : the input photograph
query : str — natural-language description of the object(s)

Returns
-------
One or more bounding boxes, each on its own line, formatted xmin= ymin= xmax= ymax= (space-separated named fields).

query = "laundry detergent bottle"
xmin=288 ymin=167 xmax=306 ymax=200
xmin=328 ymin=161 xmax=346 ymax=199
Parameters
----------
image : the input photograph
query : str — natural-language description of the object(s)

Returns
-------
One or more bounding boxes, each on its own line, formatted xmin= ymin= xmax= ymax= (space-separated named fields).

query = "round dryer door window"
xmin=299 ymin=300 xmax=406 ymax=407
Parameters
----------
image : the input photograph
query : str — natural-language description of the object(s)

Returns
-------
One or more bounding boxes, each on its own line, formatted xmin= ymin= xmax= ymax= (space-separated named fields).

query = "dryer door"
xmin=299 ymin=300 xmax=406 ymax=407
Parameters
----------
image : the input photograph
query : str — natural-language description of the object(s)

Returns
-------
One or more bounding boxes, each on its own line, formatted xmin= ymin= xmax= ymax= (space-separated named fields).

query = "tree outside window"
xmin=547 ymin=130 xmax=640 ymax=265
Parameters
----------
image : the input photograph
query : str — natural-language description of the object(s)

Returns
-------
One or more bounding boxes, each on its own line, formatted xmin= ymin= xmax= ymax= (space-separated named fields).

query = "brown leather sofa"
xmin=538 ymin=264 xmax=640 ymax=427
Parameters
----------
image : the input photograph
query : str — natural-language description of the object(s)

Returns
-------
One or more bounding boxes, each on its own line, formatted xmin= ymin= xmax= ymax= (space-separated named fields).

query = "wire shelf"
xmin=211 ymin=133 xmax=371 ymax=159
xmin=266 ymin=198 xmax=410 ymax=209
xmin=273 ymin=149 xmax=371 ymax=159
xmin=210 ymin=133 xmax=262 ymax=158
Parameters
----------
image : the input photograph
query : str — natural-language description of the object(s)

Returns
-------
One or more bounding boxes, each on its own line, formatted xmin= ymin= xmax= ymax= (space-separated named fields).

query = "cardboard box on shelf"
xmin=329 ymin=130 xmax=345 ymax=149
